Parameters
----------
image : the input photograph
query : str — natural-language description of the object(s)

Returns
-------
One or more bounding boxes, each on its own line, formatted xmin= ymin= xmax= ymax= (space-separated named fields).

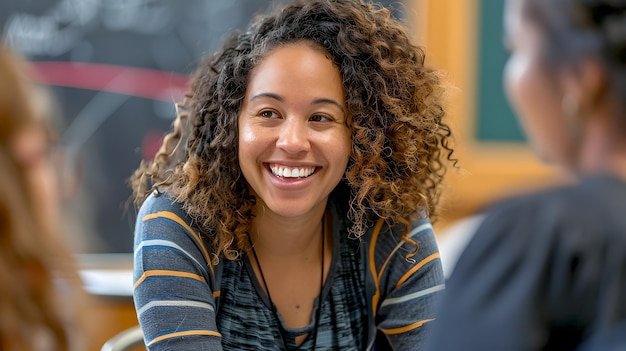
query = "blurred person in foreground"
xmin=0 ymin=44 xmax=87 ymax=351
xmin=425 ymin=0 xmax=626 ymax=350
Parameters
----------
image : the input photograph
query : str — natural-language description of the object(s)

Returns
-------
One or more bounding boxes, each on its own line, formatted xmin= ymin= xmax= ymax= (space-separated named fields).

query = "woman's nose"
xmin=275 ymin=118 xmax=310 ymax=154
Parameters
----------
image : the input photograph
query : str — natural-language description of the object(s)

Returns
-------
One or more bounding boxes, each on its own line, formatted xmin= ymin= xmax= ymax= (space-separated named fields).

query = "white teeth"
xmin=270 ymin=165 xmax=316 ymax=178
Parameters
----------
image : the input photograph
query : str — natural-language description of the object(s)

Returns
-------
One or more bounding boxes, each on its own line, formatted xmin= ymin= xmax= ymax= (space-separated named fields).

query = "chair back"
xmin=100 ymin=325 xmax=145 ymax=351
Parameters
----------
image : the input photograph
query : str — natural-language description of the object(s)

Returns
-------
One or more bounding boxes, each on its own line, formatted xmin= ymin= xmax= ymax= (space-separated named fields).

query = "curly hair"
xmin=131 ymin=0 xmax=456 ymax=262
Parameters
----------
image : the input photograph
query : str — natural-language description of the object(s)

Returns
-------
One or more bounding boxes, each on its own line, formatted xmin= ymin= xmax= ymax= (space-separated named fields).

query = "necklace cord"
xmin=248 ymin=218 xmax=325 ymax=350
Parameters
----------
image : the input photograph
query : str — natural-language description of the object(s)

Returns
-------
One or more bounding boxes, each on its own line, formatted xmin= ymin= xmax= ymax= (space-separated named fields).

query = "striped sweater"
xmin=133 ymin=193 xmax=444 ymax=350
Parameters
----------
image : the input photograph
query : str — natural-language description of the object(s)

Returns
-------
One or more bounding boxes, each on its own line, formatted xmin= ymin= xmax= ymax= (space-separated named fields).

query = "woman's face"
xmin=238 ymin=43 xmax=351 ymax=219
xmin=503 ymin=0 xmax=572 ymax=167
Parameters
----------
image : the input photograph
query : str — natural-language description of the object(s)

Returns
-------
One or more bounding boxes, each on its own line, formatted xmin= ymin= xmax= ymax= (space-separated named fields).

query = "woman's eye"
xmin=310 ymin=114 xmax=331 ymax=122
xmin=260 ymin=110 xmax=279 ymax=118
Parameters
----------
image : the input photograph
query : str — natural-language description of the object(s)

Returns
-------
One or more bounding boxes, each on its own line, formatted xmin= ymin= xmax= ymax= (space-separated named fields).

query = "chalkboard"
xmin=475 ymin=0 xmax=526 ymax=142
xmin=2 ymin=0 xmax=404 ymax=253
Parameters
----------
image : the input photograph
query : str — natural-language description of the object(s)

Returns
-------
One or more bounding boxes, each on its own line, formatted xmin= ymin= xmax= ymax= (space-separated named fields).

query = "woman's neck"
xmin=577 ymin=119 xmax=626 ymax=180
xmin=249 ymin=205 xmax=327 ymax=258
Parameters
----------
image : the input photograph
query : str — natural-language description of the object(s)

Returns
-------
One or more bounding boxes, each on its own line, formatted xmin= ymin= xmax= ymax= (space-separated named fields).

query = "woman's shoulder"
xmin=367 ymin=216 xmax=438 ymax=251
xmin=459 ymin=176 xmax=626 ymax=271
xmin=135 ymin=191 xmax=200 ymax=242
xmin=137 ymin=191 xmax=188 ymax=219
xmin=482 ymin=175 xmax=626 ymax=233
xmin=134 ymin=191 xmax=215 ymax=264
xmin=365 ymin=216 xmax=441 ymax=274
xmin=363 ymin=215 xmax=445 ymax=304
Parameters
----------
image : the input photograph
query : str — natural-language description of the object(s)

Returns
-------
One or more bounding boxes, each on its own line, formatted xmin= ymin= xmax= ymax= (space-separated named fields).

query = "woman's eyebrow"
xmin=312 ymin=98 xmax=346 ymax=114
xmin=250 ymin=92 xmax=283 ymax=102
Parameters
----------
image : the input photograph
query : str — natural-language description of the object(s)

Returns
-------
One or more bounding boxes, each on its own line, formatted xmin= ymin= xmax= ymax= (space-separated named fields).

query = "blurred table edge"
xmin=76 ymin=253 xmax=133 ymax=298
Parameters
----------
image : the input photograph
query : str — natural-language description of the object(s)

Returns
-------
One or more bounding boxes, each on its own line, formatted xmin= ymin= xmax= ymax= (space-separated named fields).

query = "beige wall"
xmin=407 ymin=0 xmax=566 ymax=230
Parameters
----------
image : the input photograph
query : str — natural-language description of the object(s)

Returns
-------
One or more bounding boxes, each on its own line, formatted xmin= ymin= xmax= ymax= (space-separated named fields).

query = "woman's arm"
xmin=133 ymin=193 xmax=223 ymax=350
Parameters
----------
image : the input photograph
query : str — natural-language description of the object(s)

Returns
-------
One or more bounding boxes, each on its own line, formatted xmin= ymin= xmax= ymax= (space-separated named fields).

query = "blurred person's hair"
xmin=522 ymin=0 xmax=626 ymax=117
xmin=0 ymin=44 xmax=87 ymax=351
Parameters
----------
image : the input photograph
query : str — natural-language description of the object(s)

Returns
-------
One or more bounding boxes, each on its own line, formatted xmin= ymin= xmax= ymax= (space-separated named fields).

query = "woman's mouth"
xmin=269 ymin=164 xmax=317 ymax=178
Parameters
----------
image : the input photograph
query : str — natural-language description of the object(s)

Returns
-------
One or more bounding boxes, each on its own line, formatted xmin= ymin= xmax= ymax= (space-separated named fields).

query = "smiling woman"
xmin=129 ymin=0 xmax=456 ymax=350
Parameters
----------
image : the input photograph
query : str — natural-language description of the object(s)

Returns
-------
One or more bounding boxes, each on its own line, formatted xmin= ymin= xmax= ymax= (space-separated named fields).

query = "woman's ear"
xmin=560 ymin=58 xmax=607 ymax=119
xmin=579 ymin=58 xmax=607 ymax=113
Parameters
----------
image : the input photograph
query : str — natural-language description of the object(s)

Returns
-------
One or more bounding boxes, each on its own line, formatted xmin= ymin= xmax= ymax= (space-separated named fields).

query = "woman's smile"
xmin=268 ymin=163 xmax=317 ymax=178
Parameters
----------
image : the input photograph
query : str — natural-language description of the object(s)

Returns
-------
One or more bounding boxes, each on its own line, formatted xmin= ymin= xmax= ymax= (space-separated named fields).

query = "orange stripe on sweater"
xmin=369 ymin=218 xmax=385 ymax=318
xmin=147 ymin=330 xmax=221 ymax=346
xmin=134 ymin=270 xmax=205 ymax=290
xmin=395 ymin=253 xmax=441 ymax=288
xmin=380 ymin=318 xmax=435 ymax=335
